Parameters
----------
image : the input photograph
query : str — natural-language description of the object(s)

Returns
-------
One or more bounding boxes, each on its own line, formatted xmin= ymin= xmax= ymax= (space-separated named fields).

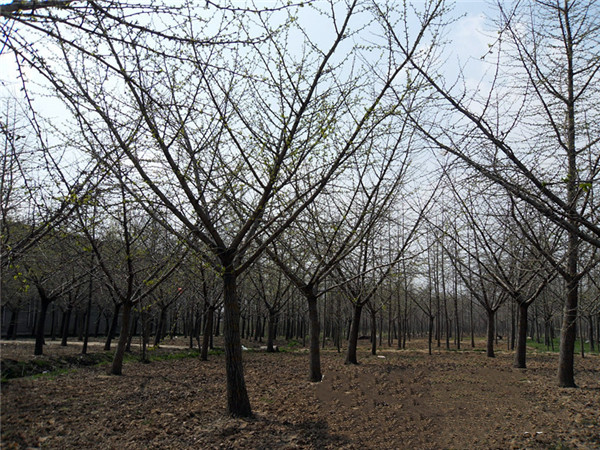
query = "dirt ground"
xmin=1 ymin=338 xmax=599 ymax=449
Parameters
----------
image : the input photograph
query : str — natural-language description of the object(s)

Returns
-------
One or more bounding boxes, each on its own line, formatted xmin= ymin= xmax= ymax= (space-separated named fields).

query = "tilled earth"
xmin=1 ymin=338 xmax=599 ymax=449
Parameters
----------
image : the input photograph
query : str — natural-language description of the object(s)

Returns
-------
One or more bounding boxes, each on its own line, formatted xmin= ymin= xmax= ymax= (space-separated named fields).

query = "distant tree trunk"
xmin=514 ymin=302 xmax=529 ymax=368
xmin=104 ymin=303 xmax=121 ymax=351
xmin=579 ymin=316 xmax=585 ymax=358
xmin=141 ymin=310 xmax=151 ymax=363
xmin=306 ymin=289 xmax=322 ymax=381
xmin=111 ymin=301 xmax=132 ymax=375
xmin=214 ymin=310 xmax=221 ymax=337
xmin=254 ymin=314 xmax=261 ymax=342
xmin=82 ymin=270 xmax=93 ymax=355
xmin=81 ymin=295 xmax=92 ymax=355
xmin=61 ymin=306 xmax=72 ymax=346
xmin=470 ymin=293 xmax=475 ymax=348
xmin=428 ymin=314 xmax=434 ymax=356
xmin=34 ymin=293 xmax=51 ymax=356
xmin=31 ymin=310 xmax=37 ymax=338
xmin=397 ymin=289 xmax=402 ymax=350
xmin=588 ymin=315 xmax=595 ymax=353
xmin=388 ymin=300 xmax=393 ymax=347
xmin=378 ymin=311 xmax=383 ymax=348
xmin=486 ymin=309 xmax=495 ymax=358
xmin=266 ymin=308 xmax=277 ymax=353
xmin=370 ymin=308 xmax=377 ymax=356
xmin=94 ymin=311 xmax=103 ymax=338
xmin=201 ymin=306 xmax=215 ymax=361
xmin=50 ymin=306 xmax=57 ymax=341
xmin=126 ymin=313 xmax=137 ymax=352
xmin=345 ymin=302 xmax=363 ymax=365
xmin=596 ymin=312 xmax=600 ymax=353
xmin=77 ymin=310 xmax=84 ymax=341
xmin=453 ymin=243 xmax=460 ymax=349
xmin=154 ymin=306 xmax=168 ymax=347
xmin=5 ymin=309 xmax=18 ymax=340
xmin=222 ymin=267 xmax=252 ymax=417
xmin=194 ymin=307 xmax=202 ymax=349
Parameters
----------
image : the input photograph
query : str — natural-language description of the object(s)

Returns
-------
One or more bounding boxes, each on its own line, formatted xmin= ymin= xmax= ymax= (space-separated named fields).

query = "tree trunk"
xmin=111 ymin=301 xmax=132 ymax=375
xmin=370 ymin=308 xmax=377 ymax=356
xmin=254 ymin=314 xmax=261 ymax=342
xmin=126 ymin=312 xmax=137 ymax=352
xmin=94 ymin=311 xmax=102 ymax=338
xmin=588 ymin=315 xmax=595 ymax=353
xmin=307 ymin=292 xmax=322 ymax=381
xmin=6 ymin=308 xmax=18 ymax=340
xmin=579 ymin=315 xmax=585 ymax=358
xmin=34 ymin=296 xmax=51 ymax=356
xmin=267 ymin=308 xmax=277 ymax=353
xmin=82 ymin=280 xmax=93 ymax=355
xmin=215 ymin=310 xmax=221 ymax=337
xmin=514 ymin=301 xmax=529 ymax=368
xmin=104 ymin=303 xmax=121 ymax=351
xmin=486 ymin=309 xmax=495 ymax=358
xmin=345 ymin=302 xmax=362 ymax=365
xmin=50 ymin=305 xmax=57 ymax=341
xmin=61 ymin=306 xmax=72 ymax=346
xmin=558 ymin=275 xmax=578 ymax=387
xmin=470 ymin=293 xmax=475 ymax=348
xmin=140 ymin=310 xmax=151 ymax=363
xmin=76 ymin=310 xmax=84 ymax=341
xmin=222 ymin=268 xmax=252 ymax=417
xmin=510 ymin=301 xmax=516 ymax=351
xmin=428 ymin=314 xmax=434 ymax=356
xmin=154 ymin=306 xmax=167 ymax=347
xmin=201 ymin=306 xmax=214 ymax=361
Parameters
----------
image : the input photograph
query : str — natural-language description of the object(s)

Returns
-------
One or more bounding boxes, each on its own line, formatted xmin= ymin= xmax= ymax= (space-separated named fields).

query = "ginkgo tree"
xmin=2 ymin=0 xmax=448 ymax=416
xmin=381 ymin=0 xmax=600 ymax=387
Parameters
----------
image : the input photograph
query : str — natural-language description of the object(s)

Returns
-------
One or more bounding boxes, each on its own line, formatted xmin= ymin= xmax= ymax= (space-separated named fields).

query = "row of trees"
xmin=5 ymin=220 xmax=598 ymax=359
xmin=1 ymin=0 xmax=598 ymax=416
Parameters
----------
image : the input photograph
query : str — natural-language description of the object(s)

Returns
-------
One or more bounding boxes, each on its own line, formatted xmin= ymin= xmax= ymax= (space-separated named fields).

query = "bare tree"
xmin=3 ymin=0 xmax=446 ymax=415
xmin=383 ymin=0 xmax=600 ymax=387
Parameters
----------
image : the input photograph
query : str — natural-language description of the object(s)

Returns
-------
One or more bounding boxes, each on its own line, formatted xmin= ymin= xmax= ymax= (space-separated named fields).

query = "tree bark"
xmin=34 ymin=295 xmax=51 ymax=356
xmin=514 ymin=301 xmax=529 ymax=368
xmin=104 ymin=302 xmax=121 ymax=351
xmin=307 ymin=292 xmax=322 ymax=381
xmin=154 ymin=306 xmax=167 ymax=347
xmin=428 ymin=314 xmax=434 ymax=356
xmin=60 ymin=305 xmax=72 ymax=346
xmin=110 ymin=301 xmax=132 ymax=375
xmin=370 ymin=308 xmax=377 ymax=356
xmin=266 ymin=308 xmax=277 ymax=353
xmin=125 ymin=312 xmax=136 ymax=352
xmin=486 ymin=309 xmax=495 ymax=358
xmin=588 ymin=316 xmax=595 ymax=353
xmin=222 ymin=267 xmax=252 ymax=417
xmin=6 ymin=308 xmax=18 ymax=340
xmin=345 ymin=302 xmax=362 ymax=364
xmin=82 ymin=259 xmax=94 ymax=355
xmin=200 ymin=306 xmax=214 ymax=361
xmin=558 ymin=276 xmax=578 ymax=387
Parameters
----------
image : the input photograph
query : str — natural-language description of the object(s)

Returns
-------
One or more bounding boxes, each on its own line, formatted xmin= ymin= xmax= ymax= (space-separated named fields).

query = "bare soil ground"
xmin=1 ymin=338 xmax=599 ymax=449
